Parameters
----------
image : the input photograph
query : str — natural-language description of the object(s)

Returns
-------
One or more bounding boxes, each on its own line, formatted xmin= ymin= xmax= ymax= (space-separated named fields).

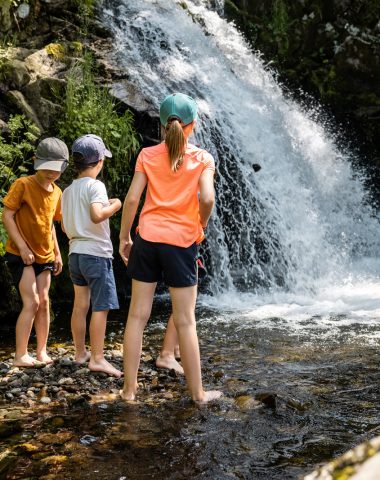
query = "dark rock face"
xmin=224 ymin=0 xmax=380 ymax=171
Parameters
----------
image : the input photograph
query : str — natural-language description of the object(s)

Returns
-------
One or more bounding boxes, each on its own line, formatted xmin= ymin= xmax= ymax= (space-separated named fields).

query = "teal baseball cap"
xmin=159 ymin=93 xmax=198 ymax=126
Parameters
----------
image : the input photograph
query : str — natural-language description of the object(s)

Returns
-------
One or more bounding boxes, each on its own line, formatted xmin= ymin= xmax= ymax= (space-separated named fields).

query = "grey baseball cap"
xmin=34 ymin=137 xmax=69 ymax=172
xmin=72 ymin=134 xmax=112 ymax=164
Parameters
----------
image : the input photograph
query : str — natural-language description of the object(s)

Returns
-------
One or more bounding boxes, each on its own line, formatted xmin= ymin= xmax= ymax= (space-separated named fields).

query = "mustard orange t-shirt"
xmin=3 ymin=176 xmax=62 ymax=263
xmin=135 ymin=142 xmax=215 ymax=247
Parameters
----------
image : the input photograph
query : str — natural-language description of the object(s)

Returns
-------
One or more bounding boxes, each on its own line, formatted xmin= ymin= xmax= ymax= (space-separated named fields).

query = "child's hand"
xmin=53 ymin=253 xmax=63 ymax=276
xmin=19 ymin=246 xmax=35 ymax=265
xmin=119 ymin=239 xmax=133 ymax=266
xmin=109 ymin=198 xmax=122 ymax=211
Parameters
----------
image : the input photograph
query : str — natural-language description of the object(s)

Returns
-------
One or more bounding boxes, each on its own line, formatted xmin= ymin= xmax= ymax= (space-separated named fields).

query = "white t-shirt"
xmin=62 ymin=177 xmax=113 ymax=258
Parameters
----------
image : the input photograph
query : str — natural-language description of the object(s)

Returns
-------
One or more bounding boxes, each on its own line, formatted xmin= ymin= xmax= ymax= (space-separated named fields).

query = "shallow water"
xmin=2 ymin=299 xmax=380 ymax=480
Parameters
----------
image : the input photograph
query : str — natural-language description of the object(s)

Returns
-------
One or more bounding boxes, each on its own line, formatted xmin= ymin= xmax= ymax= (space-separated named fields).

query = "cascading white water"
xmin=101 ymin=0 xmax=380 ymax=320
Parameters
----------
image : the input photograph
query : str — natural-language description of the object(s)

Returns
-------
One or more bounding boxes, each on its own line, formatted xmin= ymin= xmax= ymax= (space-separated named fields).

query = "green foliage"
xmin=71 ymin=0 xmax=98 ymax=35
xmin=0 ymin=114 xmax=40 ymax=251
xmin=57 ymin=53 xmax=139 ymax=200
xmin=272 ymin=0 xmax=289 ymax=36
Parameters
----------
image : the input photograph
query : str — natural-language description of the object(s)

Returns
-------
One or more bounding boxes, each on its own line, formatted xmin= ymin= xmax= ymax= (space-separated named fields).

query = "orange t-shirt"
xmin=136 ymin=142 xmax=215 ymax=247
xmin=3 ymin=176 xmax=62 ymax=263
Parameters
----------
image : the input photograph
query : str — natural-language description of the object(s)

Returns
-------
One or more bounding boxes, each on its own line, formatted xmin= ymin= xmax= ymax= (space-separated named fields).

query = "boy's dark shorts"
xmin=127 ymin=234 xmax=198 ymax=288
xmin=68 ymin=253 xmax=119 ymax=312
xmin=4 ymin=252 xmax=54 ymax=287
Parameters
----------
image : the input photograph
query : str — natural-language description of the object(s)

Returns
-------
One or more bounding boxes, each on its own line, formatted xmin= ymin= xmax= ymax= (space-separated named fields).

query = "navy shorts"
xmin=68 ymin=253 xmax=119 ymax=312
xmin=4 ymin=252 xmax=54 ymax=287
xmin=127 ymin=234 xmax=198 ymax=288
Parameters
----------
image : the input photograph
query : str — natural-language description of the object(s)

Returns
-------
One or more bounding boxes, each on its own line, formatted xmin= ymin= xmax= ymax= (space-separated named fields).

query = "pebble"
xmin=40 ymin=396 xmax=52 ymax=404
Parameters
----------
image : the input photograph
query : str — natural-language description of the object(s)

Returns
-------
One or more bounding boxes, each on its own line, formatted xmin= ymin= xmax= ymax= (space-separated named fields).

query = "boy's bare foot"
xmin=37 ymin=352 xmax=54 ymax=365
xmin=156 ymin=354 xmax=184 ymax=374
xmin=13 ymin=354 xmax=45 ymax=368
xmin=74 ymin=351 xmax=91 ymax=364
xmin=89 ymin=358 xmax=122 ymax=378
xmin=194 ymin=390 xmax=223 ymax=404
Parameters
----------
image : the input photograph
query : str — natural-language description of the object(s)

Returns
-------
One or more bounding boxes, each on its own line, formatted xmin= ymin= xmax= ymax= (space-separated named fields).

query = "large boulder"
xmin=304 ymin=436 xmax=380 ymax=480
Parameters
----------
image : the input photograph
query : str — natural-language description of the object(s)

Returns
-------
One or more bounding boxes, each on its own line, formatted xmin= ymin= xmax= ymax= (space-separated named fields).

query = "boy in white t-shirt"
xmin=62 ymin=134 xmax=122 ymax=377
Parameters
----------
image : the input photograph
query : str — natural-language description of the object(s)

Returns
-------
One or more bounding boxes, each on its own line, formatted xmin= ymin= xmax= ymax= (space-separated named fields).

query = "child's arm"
xmin=199 ymin=169 xmax=215 ymax=228
xmin=90 ymin=198 xmax=122 ymax=224
xmin=119 ymin=172 xmax=147 ymax=265
xmin=52 ymin=224 xmax=63 ymax=276
xmin=2 ymin=207 xmax=35 ymax=264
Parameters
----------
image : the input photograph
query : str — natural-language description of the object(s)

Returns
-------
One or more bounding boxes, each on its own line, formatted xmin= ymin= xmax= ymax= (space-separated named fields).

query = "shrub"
xmin=0 ymin=114 xmax=40 ymax=253
xmin=57 ymin=53 xmax=140 ymax=202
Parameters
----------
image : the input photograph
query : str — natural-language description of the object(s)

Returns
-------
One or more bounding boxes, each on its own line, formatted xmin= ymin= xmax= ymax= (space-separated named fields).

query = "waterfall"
xmin=100 ymin=0 xmax=380 ymax=306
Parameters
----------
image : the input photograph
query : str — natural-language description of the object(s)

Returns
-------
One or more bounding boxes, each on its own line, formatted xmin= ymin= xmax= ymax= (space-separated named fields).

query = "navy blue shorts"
xmin=126 ymin=234 xmax=198 ymax=288
xmin=4 ymin=252 xmax=54 ymax=287
xmin=68 ymin=253 xmax=119 ymax=312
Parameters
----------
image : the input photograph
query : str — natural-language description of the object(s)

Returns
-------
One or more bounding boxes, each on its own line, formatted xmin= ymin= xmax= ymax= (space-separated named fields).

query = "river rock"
xmin=0 ymin=59 xmax=31 ymax=90
xmin=24 ymin=49 xmax=66 ymax=80
xmin=5 ymin=90 xmax=43 ymax=131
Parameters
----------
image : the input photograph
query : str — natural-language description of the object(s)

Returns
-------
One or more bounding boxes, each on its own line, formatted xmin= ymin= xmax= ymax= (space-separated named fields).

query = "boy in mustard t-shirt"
xmin=2 ymin=138 xmax=68 ymax=367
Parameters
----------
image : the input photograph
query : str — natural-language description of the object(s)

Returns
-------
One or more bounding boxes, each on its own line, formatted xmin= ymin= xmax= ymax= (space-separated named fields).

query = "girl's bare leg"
xmin=170 ymin=285 xmax=222 ymax=403
xmin=71 ymin=285 xmax=91 ymax=363
xmin=120 ymin=280 xmax=157 ymax=400
xmin=13 ymin=267 xmax=39 ymax=367
xmin=156 ymin=314 xmax=183 ymax=374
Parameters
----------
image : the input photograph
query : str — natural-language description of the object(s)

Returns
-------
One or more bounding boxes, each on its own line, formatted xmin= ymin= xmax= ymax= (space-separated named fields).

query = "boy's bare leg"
xmin=120 ymin=280 xmax=156 ymax=400
xmin=170 ymin=286 xmax=222 ymax=403
xmin=156 ymin=314 xmax=184 ymax=374
xmin=71 ymin=285 xmax=91 ymax=363
xmin=14 ymin=267 xmax=40 ymax=367
xmin=89 ymin=310 xmax=122 ymax=378
xmin=34 ymin=270 xmax=53 ymax=364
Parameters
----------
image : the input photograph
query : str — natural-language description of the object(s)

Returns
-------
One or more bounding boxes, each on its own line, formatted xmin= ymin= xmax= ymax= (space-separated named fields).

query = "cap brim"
xmin=104 ymin=148 xmax=112 ymax=158
xmin=34 ymin=159 xmax=68 ymax=173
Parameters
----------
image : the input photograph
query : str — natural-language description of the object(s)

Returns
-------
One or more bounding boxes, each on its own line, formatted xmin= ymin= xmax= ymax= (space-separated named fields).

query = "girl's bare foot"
xmin=89 ymin=358 xmax=122 ymax=378
xmin=156 ymin=354 xmax=184 ymax=374
xmin=13 ymin=354 xmax=45 ymax=368
xmin=37 ymin=352 xmax=54 ymax=365
xmin=74 ymin=351 xmax=91 ymax=364
xmin=119 ymin=381 xmax=139 ymax=401
xmin=119 ymin=389 xmax=136 ymax=401
xmin=194 ymin=390 xmax=223 ymax=404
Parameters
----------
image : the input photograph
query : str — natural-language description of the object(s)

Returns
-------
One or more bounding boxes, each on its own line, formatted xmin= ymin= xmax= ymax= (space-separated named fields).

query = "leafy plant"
xmin=0 ymin=114 xmax=40 ymax=252
xmin=57 ymin=53 xmax=140 ymax=200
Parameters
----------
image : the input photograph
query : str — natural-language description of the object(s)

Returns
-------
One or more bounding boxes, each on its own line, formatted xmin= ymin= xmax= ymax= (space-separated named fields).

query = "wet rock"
xmin=235 ymin=395 xmax=260 ymax=410
xmin=0 ymin=449 xmax=16 ymax=476
xmin=0 ymin=419 xmax=23 ymax=438
xmin=40 ymin=454 xmax=68 ymax=466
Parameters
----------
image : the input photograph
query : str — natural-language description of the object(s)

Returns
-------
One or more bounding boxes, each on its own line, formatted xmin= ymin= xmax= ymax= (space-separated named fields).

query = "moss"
xmin=45 ymin=43 xmax=66 ymax=61
xmin=332 ymin=465 xmax=356 ymax=479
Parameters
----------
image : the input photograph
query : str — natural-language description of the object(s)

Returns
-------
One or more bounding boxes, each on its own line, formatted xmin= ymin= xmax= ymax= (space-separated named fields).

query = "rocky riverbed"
xmin=2 ymin=304 xmax=380 ymax=479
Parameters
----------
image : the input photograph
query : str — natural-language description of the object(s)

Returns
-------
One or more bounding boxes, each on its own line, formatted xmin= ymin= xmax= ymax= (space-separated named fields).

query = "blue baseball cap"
xmin=72 ymin=134 xmax=112 ymax=164
xmin=159 ymin=93 xmax=198 ymax=126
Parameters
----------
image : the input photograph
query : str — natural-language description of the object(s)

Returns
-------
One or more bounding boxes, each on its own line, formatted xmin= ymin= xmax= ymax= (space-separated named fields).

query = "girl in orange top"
xmin=119 ymin=93 xmax=222 ymax=403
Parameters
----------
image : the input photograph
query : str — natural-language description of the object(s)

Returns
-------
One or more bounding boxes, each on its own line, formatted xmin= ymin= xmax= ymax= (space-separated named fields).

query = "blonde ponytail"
xmin=165 ymin=118 xmax=186 ymax=172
